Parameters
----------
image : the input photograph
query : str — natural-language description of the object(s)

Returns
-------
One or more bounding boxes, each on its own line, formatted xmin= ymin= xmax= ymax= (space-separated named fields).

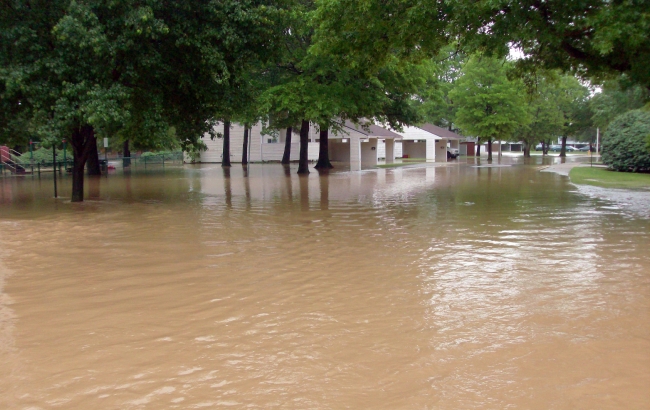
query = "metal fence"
xmin=1 ymin=151 xmax=185 ymax=177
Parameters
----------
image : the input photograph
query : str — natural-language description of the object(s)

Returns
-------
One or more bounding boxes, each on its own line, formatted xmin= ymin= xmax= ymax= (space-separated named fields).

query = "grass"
xmin=569 ymin=166 xmax=650 ymax=189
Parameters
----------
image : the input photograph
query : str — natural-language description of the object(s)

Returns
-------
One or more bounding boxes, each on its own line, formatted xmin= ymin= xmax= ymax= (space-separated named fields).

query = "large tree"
xmin=518 ymin=72 xmax=566 ymax=157
xmin=449 ymin=55 xmax=530 ymax=160
xmin=0 ymin=0 xmax=281 ymax=201
xmin=314 ymin=0 xmax=650 ymax=91
xmin=262 ymin=0 xmax=424 ymax=174
xmin=555 ymin=75 xmax=592 ymax=157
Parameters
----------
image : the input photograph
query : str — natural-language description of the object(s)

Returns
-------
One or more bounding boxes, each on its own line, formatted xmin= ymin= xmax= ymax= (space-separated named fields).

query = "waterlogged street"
xmin=1 ymin=158 xmax=649 ymax=409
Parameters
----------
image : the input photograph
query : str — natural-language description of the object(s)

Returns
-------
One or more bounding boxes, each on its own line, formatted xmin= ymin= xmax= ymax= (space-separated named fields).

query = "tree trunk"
xmin=487 ymin=138 xmax=493 ymax=161
xmin=123 ymin=140 xmax=131 ymax=167
xmin=86 ymin=136 xmax=101 ymax=176
xmin=314 ymin=124 xmax=333 ymax=169
xmin=223 ymin=167 xmax=232 ymax=208
xmin=523 ymin=143 xmax=531 ymax=158
xmin=281 ymin=127 xmax=292 ymax=164
xmin=70 ymin=125 xmax=96 ymax=202
xmin=242 ymin=125 xmax=249 ymax=165
xmin=542 ymin=140 xmax=549 ymax=155
xmin=297 ymin=120 xmax=310 ymax=174
xmin=559 ymin=135 xmax=567 ymax=157
xmin=476 ymin=140 xmax=481 ymax=156
xmin=222 ymin=121 xmax=231 ymax=167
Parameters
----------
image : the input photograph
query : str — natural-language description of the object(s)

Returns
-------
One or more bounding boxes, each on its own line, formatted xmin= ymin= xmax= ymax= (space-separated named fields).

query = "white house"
xmin=194 ymin=120 xmax=403 ymax=170
xmin=392 ymin=123 xmax=463 ymax=162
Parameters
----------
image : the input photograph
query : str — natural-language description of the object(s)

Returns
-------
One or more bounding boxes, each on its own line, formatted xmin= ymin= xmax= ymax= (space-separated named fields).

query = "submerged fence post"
xmin=53 ymin=145 xmax=57 ymax=198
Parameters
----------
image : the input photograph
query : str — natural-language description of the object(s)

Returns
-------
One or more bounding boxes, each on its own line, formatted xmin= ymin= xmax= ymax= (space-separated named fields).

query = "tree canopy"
xmin=1 ymin=0 xmax=283 ymax=200
xmin=449 ymin=55 xmax=529 ymax=160
xmin=313 ymin=0 xmax=650 ymax=91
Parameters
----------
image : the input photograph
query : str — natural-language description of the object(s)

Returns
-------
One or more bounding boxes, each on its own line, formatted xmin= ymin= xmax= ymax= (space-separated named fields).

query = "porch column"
xmin=426 ymin=138 xmax=435 ymax=161
xmin=435 ymin=138 xmax=448 ymax=162
xmin=350 ymin=135 xmax=361 ymax=171
xmin=385 ymin=138 xmax=395 ymax=164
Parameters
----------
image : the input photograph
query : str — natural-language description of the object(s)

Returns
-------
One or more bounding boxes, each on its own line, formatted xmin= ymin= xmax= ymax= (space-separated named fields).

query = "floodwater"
xmin=1 ymin=157 xmax=649 ymax=409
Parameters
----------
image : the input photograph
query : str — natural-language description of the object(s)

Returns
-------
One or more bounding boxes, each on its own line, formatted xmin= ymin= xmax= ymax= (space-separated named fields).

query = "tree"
xmin=555 ymin=75 xmax=592 ymax=157
xmin=449 ymin=55 xmax=530 ymax=161
xmin=412 ymin=47 xmax=466 ymax=131
xmin=262 ymin=0 xmax=424 ymax=174
xmin=590 ymin=79 xmax=650 ymax=131
xmin=517 ymin=72 xmax=565 ymax=157
xmin=315 ymin=0 xmax=650 ymax=91
xmin=0 ymin=0 xmax=281 ymax=201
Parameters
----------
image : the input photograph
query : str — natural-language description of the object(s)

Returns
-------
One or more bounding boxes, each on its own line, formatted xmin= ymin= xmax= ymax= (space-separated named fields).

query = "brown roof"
xmin=343 ymin=120 xmax=402 ymax=139
xmin=417 ymin=123 xmax=462 ymax=140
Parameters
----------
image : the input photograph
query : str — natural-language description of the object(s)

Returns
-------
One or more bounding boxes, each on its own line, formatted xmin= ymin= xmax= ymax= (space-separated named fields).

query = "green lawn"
xmin=569 ymin=166 xmax=650 ymax=189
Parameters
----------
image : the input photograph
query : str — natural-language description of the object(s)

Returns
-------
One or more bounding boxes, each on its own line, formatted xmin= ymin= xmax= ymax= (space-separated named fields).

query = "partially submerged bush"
xmin=601 ymin=110 xmax=650 ymax=172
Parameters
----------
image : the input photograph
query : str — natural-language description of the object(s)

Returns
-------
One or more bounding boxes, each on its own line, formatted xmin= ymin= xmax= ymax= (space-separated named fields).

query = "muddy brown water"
xmin=1 ymin=158 xmax=649 ymax=409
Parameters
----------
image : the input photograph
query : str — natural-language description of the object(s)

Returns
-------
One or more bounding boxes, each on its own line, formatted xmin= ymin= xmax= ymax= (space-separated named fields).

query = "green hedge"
xmin=601 ymin=110 xmax=650 ymax=172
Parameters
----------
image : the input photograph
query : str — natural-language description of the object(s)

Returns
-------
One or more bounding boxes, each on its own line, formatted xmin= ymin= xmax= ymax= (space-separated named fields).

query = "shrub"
xmin=140 ymin=150 xmax=181 ymax=160
xmin=601 ymin=110 xmax=650 ymax=172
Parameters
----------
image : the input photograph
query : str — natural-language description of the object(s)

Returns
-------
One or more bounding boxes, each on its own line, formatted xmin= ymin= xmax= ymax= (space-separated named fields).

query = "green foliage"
xmin=412 ymin=47 xmax=466 ymax=130
xmin=517 ymin=72 xmax=565 ymax=151
xmin=601 ymin=110 xmax=650 ymax=172
xmin=0 ymin=0 xmax=284 ymax=149
xmin=140 ymin=150 xmax=182 ymax=160
xmin=555 ymin=75 xmax=593 ymax=141
xmin=449 ymin=55 xmax=529 ymax=145
xmin=261 ymin=0 xmax=426 ymax=134
xmin=16 ymin=146 xmax=72 ymax=164
xmin=314 ymin=0 xmax=650 ymax=91
xmin=590 ymin=79 xmax=650 ymax=131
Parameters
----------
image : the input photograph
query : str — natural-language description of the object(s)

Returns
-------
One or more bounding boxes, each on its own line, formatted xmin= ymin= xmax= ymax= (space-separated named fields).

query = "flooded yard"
xmin=1 ymin=158 xmax=649 ymax=409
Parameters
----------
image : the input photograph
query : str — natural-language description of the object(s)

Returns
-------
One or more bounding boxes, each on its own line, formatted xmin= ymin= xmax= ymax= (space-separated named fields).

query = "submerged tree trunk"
xmin=70 ymin=125 xmax=96 ymax=202
xmin=297 ymin=120 xmax=310 ymax=174
xmin=242 ymin=125 xmax=249 ymax=165
xmin=542 ymin=140 xmax=549 ymax=155
xmin=476 ymin=139 xmax=481 ymax=156
xmin=123 ymin=140 xmax=131 ymax=167
xmin=523 ymin=142 xmax=531 ymax=158
xmin=559 ymin=135 xmax=567 ymax=157
xmin=314 ymin=124 xmax=333 ymax=169
xmin=222 ymin=120 xmax=231 ymax=167
xmin=487 ymin=138 xmax=493 ymax=161
xmin=281 ymin=127 xmax=292 ymax=164
xmin=86 ymin=136 xmax=101 ymax=176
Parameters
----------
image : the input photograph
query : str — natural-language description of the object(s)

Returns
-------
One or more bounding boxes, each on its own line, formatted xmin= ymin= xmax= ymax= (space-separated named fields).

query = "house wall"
xmin=200 ymin=123 xmax=323 ymax=163
xmin=435 ymin=139 xmax=447 ymax=162
xmin=361 ymin=138 xmax=378 ymax=165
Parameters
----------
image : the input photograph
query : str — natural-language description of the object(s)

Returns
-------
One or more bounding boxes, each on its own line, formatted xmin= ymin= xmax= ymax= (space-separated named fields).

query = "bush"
xmin=601 ymin=110 xmax=650 ymax=172
xmin=140 ymin=150 xmax=181 ymax=160
xmin=17 ymin=146 xmax=72 ymax=164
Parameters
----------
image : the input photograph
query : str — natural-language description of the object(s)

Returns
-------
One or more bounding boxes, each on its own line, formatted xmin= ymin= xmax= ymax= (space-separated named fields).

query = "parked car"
xmin=447 ymin=148 xmax=459 ymax=159
xmin=549 ymin=145 xmax=577 ymax=152
xmin=535 ymin=143 xmax=543 ymax=150
xmin=578 ymin=145 xmax=592 ymax=152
